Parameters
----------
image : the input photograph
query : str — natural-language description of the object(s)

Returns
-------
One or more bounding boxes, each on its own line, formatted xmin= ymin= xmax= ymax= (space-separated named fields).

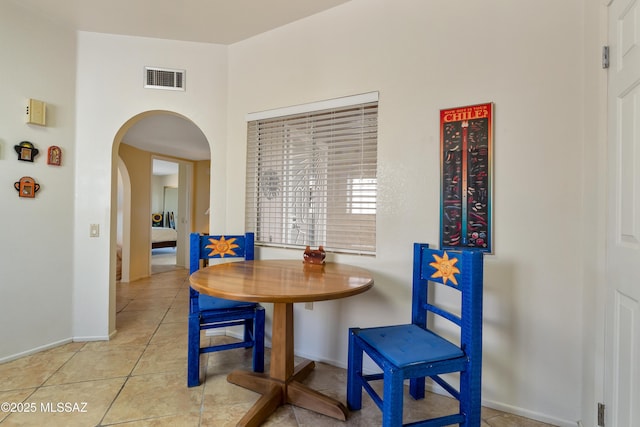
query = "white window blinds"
xmin=245 ymin=95 xmax=378 ymax=254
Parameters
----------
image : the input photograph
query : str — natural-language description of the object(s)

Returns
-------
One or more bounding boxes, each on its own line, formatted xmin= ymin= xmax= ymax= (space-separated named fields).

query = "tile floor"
xmin=0 ymin=269 xmax=556 ymax=426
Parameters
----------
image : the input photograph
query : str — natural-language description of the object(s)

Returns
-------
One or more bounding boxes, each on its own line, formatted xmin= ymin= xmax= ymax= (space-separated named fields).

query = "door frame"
xmin=581 ymin=2 xmax=610 ymax=426
xmin=150 ymin=155 xmax=194 ymax=270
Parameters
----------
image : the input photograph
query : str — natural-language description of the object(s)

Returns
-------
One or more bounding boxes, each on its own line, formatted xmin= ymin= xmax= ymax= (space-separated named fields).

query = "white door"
xmin=605 ymin=0 xmax=640 ymax=425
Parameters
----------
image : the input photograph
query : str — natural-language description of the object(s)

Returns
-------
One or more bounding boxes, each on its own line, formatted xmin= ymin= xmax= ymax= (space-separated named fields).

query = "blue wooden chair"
xmin=347 ymin=243 xmax=484 ymax=426
xmin=187 ymin=232 xmax=265 ymax=387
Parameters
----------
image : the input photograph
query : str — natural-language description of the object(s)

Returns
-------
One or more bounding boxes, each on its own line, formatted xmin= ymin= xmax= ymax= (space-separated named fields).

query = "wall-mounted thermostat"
xmin=25 ymin=98 xmax=46 ymax=126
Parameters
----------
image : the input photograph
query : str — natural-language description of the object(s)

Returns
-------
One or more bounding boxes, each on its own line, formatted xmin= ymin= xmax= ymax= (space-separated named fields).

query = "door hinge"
xmin=597 ymin=402 xmax=605 ymax=426
xmin=602 ymin=46 xmax=610 ymax=69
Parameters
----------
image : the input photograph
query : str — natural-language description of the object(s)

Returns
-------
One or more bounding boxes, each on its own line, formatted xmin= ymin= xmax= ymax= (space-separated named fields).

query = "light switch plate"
xmin=90 ymin=224 xmax=100 ymax=238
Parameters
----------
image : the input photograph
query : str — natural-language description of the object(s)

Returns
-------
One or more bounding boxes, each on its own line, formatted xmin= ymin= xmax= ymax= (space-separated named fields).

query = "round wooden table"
xmin=189 ymin=260 xmax=374 ymax=427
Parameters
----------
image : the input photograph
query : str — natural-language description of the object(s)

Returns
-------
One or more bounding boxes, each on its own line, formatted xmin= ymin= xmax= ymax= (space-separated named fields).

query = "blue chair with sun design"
xmin=347 ymin=243 xmax=484 ymax=426
xmin=187 ymin=232 xmax=265 ymax=387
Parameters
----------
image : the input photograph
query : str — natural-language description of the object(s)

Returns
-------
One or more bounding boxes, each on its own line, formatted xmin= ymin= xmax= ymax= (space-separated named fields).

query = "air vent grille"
xmin=145 ymin=67 xmax=185 ymax=91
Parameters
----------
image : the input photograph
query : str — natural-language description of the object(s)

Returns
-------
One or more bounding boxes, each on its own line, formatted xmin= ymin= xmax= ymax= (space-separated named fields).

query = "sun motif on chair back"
xmin=429 ymin=251 xmax=461 ymax=285
xmin=205 ymin=236 xmax=240 ymax=257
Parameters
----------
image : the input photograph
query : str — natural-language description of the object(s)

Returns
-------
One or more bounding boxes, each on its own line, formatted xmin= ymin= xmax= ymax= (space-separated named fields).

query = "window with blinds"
xmin=245 ymin=95 xmax=378 ymax=255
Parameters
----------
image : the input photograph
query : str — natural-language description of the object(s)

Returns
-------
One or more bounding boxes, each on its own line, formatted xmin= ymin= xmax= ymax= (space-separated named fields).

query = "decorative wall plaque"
xmin=14 ymin=141 xmax=39 ymax=162
xmin=14 ymin=176 xmax=40 ymax=198
xmin=47 ymin=146 xmax=62 ymax=166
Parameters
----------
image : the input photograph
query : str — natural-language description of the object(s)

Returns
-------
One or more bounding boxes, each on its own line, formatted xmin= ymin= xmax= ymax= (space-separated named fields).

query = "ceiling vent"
xmin=144 ymin=67 xmax=185 ymax=91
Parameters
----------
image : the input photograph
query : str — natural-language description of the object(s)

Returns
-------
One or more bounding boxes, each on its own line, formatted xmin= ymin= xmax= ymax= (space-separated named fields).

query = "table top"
xmin=189 ymin=259 xmax=374 ymax=303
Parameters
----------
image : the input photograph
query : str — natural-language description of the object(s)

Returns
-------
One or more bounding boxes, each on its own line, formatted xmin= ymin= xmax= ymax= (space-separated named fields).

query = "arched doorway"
xmin=110 ymin=110 xmax=210 ymax=331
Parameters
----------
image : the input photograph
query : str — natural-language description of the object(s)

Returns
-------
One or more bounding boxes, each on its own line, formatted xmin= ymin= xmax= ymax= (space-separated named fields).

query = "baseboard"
xmin=0 ymin=338 xmax=73 ymax=364
xmin=479 ymin=397 xmax=578 ymax=427
xmin=410 ymin=379 xmax=578 ymax=427
xmin=294 ymin=350 xmax=344 ymax=369
xmin=72 ymin=335 xmax=111 ymax=342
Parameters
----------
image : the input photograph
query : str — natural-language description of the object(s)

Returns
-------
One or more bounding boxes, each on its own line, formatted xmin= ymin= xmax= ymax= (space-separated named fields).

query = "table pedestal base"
xmin=227 ymin=360 xmax=348 ymax=427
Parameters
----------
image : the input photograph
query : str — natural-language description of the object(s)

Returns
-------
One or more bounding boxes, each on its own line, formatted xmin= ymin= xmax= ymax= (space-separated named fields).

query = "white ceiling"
xmin=122 ymin=113 xmax=211 ymax=162
xmin=12 ymin=0 xmax=350 ymax=45
xmin=12 ymin=0 xmax=351 ymax=165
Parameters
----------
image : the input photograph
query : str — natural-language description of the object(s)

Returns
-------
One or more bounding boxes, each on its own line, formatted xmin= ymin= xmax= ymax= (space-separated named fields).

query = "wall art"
xmin=47 ymin=146 xmax=62 ymax=166
xmin=439 ymin=102 xmax=493 ymax=253
xmin=14 ymin=141 xmax=39 ymax=162
xmin=14 ymin=176 xmax=40 ymax=198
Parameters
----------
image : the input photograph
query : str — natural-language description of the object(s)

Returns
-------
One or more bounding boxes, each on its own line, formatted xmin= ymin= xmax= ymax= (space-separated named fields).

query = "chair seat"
xmin=198 ymin=294 xmax=257 ymax=311
xmin=357 ymin=324 xmax=464 ymax=368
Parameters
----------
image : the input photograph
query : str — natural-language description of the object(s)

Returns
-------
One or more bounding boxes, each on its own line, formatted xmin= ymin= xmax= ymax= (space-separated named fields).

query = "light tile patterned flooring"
xmin=0 ymin=269 xmax=556 ymax=426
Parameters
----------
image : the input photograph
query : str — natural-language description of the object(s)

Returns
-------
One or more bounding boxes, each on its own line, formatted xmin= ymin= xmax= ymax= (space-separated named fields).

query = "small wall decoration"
xmin=47 ymin=146 xmax=62 ymax=166
xmin=152 ymin=213 xmax=163 ymax=227
xmin=14 ymin=176 xmax=40 ymax=198
xmin=439 ymin=102 xmax=493 ymax=253
xmin=14 ymin=141 xmax=39 ymax=162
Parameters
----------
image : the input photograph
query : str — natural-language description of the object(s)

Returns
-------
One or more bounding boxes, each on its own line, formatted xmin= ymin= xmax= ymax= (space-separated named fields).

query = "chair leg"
xmin=244 ymin=318 xmax=254 ymax=342
xmin=346 ymin=328 xmax=364 ymax=411
xmin=187 ymin=313 xmax=201 ymax=387
xmin=252 ymin=307 xmax=265 ymax=373
xmin=382 ymin=369 xmax=404 ymax=427
xmin=409 ymin=376 xmax=425 ymax=400
xmin=459 ymin=368 xmax=481 ymax=427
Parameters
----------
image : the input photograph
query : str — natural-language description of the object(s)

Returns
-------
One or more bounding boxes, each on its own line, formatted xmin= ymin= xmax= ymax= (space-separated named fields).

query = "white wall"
xmin=151 ymin=173 xmax=179 ymax=215
xmin=73 ymin=33 xmax=227 ymax=339
xmin=226 ymin=0 xmax=593 ymax=425
xmin=0 ymin=2 xmax=77 ymax=361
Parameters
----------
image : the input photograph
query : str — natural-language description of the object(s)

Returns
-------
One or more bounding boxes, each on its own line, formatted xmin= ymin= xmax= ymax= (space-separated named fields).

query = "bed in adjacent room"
xmin=152 ymin=226 xmax=177 ymax=248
